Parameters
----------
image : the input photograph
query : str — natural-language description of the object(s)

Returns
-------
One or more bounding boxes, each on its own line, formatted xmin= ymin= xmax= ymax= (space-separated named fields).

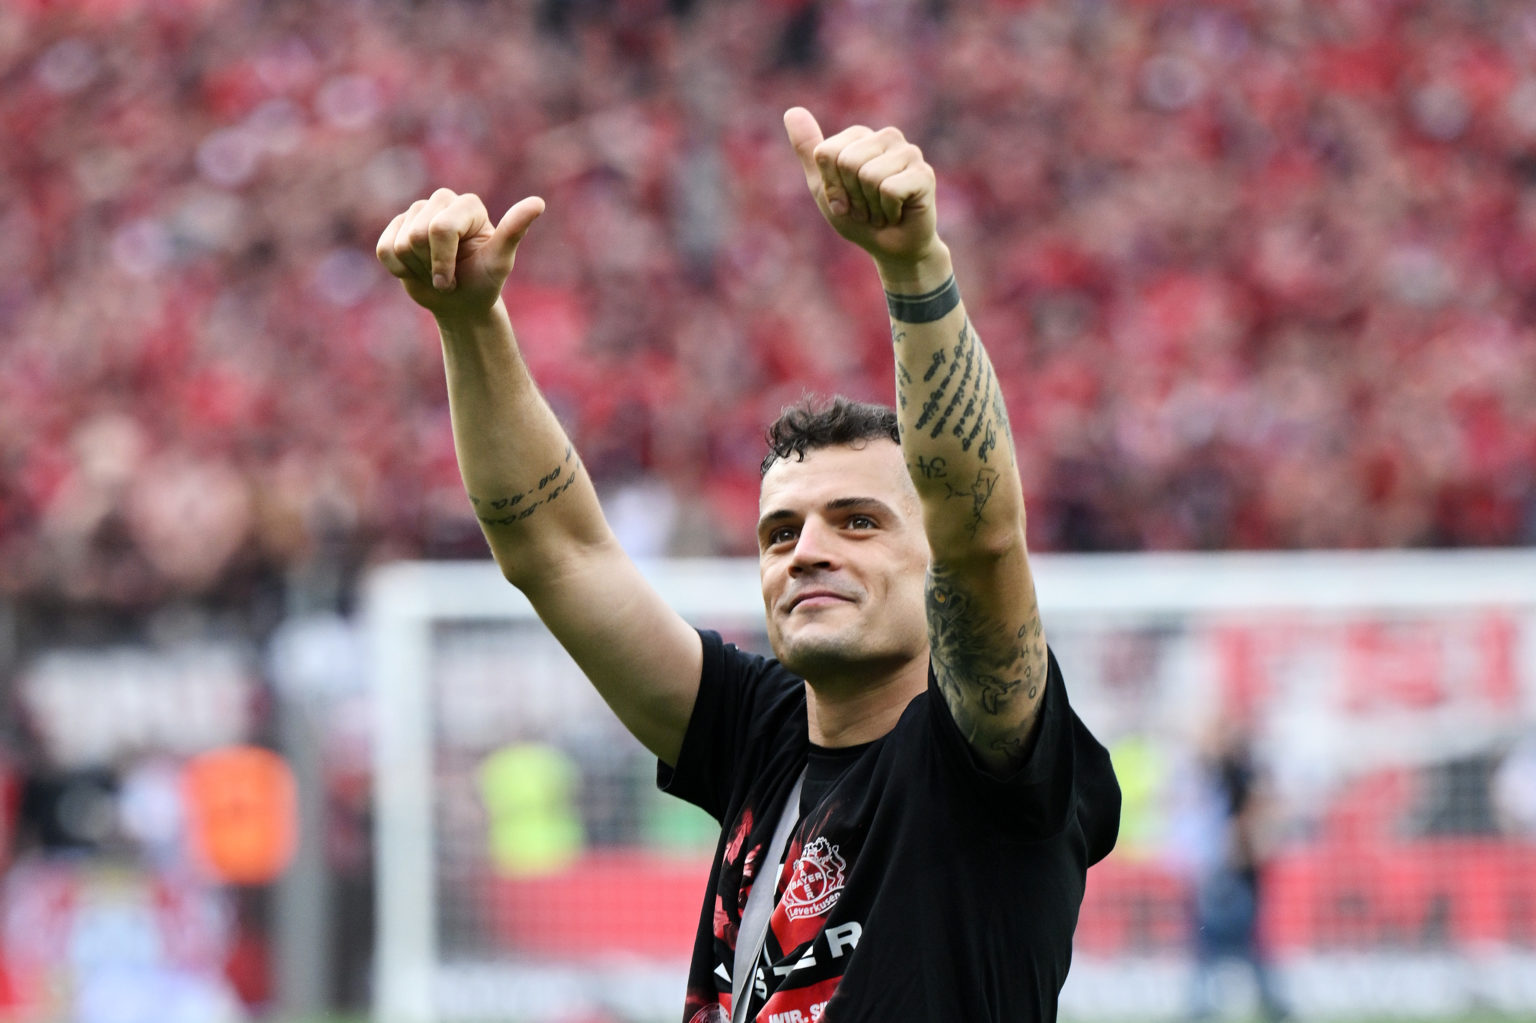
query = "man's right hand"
xmin=376 ymin=186 xmax=700 ymax=767
xmin=376 ymin=189 xmax=545 ymax=319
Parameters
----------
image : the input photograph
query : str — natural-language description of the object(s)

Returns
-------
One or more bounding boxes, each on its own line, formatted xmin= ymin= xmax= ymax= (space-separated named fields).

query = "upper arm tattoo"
xmin=894 ymin=297 xmax=1040 ymax=770
xmin=926 ymin=561 xmax=1047 ymax=771
xmin=468 ymin=443 xmax=580 ymax=527
xmin=941 ymin=465 xmax=1000 ymax=538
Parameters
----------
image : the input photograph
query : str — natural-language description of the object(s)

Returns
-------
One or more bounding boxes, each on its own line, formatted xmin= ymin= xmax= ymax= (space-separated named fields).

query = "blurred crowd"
xmin=3 ymin=0 xmax=1536 ymax=622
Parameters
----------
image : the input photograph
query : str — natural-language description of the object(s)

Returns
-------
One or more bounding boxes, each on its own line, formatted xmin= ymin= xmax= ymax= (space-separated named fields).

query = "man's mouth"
xmin=787 ymin=589 xmax=854 ymax=612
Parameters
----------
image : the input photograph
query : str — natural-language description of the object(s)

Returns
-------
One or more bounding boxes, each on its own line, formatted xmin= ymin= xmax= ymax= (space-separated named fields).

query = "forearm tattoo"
xmin=468 ymin=443 xmax=580 ymax=526
xmin=896 ymin=316 xmax=1015 ymax=535
xmin=900 ymin=319 xmax=1012 ymax=457
xmin=927 ymin=562 xmax=1047 ymax=768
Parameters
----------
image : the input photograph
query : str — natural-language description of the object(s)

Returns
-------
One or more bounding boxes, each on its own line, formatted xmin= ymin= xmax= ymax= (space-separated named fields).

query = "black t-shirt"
xmin=658 ymin=630 xmax=1121 ymax=1023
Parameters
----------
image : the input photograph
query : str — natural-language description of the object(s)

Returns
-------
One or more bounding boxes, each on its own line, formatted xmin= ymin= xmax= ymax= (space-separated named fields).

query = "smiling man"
xmin=378 ymin=107 xmax=1120 ymax=1023
xmin=757 ymin=429 xmax=930 ymax=746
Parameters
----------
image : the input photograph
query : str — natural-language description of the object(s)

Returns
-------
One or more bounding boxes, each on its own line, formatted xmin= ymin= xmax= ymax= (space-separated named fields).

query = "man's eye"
xmin=848 ymin=515 xmax=877 ymax=530
xmin=768 ymin=527 xmax=799 ymax=545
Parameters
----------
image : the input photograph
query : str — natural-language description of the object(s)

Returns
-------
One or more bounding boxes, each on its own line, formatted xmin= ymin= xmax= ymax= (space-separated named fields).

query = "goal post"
xmin=368 ymin=558 xmax=765 ymax=1023
xmin=367 ymin=549 xmax=1536 ymax=1023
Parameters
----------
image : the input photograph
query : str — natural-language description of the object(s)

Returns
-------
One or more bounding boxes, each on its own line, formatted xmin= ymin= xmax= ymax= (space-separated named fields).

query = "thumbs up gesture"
xmin=783 ymin=106 xmax=943 ymax=271
xmin=376 ymin=189 xmax=546 ymax=318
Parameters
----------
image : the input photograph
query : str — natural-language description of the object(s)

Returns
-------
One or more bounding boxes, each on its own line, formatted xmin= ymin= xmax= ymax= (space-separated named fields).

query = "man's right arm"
xmin=377 ymin=188 xmax=701 ymax=766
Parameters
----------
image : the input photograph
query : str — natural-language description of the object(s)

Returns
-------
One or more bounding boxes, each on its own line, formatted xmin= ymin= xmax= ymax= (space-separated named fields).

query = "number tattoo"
xmin=468 ymin=444 xmax=579 ymax=527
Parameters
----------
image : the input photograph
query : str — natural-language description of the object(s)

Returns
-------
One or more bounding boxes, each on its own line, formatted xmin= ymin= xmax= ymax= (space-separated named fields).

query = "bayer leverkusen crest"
xmin=782 ymin=837 xmax=847 ymax=920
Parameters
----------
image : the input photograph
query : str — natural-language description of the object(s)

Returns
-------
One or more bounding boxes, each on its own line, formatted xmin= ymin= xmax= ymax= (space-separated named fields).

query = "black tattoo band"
xmin=885 ymin=276 xmax=961 ymax=323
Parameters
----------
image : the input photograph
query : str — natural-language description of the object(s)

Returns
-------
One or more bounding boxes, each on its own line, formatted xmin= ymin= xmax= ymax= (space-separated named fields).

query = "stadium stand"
xmin=1 ymin=0 xmax=1534 ymax=623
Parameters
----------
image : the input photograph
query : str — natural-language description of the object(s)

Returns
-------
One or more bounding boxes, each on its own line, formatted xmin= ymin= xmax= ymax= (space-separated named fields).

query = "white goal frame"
xmin=366 ymin=549 xmax=1536 ymax=1023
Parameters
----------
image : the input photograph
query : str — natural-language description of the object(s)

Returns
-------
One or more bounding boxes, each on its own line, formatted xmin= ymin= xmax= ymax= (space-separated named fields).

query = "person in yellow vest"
xmin=479 ymin=743 xmax=583 ymax=876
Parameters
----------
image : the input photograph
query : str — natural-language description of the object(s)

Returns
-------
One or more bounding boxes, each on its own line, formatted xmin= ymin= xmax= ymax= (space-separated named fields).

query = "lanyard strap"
xmin=731 ymin=772 xmax=804 ymax=1023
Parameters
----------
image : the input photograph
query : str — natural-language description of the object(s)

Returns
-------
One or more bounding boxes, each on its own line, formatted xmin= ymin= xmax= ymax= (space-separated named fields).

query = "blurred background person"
xmin=1178 ymin=717 xmax=1288 ymax=1023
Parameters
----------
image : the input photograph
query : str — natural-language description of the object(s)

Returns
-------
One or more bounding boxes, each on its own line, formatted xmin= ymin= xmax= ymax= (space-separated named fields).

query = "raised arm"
xmin=784 ymin=109 xmax=1045 ymax=776
xmin=376 ymin=189 xmax=701 ymax=765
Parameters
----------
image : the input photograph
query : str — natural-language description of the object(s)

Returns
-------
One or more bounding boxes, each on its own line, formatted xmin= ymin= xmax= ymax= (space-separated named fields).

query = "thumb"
xmin=783 ymin=107 xmax=825 ymax=190
xmin=491 ymin=196 xmax=546 ymax=263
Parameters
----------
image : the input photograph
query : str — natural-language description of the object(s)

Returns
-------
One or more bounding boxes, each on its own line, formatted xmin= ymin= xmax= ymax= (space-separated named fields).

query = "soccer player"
xmin=377 ymin=107 xmax=1120 ymax=1023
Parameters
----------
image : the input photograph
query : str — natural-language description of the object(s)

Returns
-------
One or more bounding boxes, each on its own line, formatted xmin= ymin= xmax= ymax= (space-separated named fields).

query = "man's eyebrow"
xmin=757 ymin=508 xmax=797 ymax=531
xmin=825 ymin=496 xmax=896 ymax=516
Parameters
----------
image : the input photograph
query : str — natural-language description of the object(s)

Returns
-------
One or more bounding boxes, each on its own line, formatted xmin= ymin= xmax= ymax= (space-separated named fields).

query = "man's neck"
xmin=803 ymin=660 xmax=928 ymax=748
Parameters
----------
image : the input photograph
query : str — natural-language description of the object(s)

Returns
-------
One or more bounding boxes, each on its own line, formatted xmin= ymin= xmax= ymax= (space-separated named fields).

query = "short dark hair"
xmin=761 ymin=395 xmax=900 ymax=475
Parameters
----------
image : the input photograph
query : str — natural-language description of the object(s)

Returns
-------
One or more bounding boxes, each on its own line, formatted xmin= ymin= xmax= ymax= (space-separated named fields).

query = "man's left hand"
xmin=784 ymin=107 xmax=944 ymax=276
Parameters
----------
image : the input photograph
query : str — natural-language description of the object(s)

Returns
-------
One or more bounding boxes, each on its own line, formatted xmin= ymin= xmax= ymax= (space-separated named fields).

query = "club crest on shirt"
xmin=782 ymin=837 xmax=847 ymax=920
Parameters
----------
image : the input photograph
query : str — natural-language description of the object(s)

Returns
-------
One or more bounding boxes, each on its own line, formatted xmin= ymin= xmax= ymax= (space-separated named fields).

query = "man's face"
xmin=757 ymin=440 xmax=931 ymax=684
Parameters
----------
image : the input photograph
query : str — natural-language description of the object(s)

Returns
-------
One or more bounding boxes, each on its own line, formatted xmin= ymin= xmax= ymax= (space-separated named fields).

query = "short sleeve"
xmin=925 ymin=647 xmax=1120 ymax=856
xmin=657 ymin=629 xmax=805 ymax=822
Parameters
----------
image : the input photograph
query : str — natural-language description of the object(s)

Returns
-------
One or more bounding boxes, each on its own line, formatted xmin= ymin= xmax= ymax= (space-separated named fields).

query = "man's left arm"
xmin=785 ymin=108 xmax=1044 ymax=776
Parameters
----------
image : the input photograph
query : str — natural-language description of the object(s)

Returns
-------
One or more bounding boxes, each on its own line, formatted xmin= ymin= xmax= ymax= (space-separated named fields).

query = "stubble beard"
xmin=777 ymin=624 xmax=865 ymax=682
xmin=774 ymin=614 xmax=914 ymax=690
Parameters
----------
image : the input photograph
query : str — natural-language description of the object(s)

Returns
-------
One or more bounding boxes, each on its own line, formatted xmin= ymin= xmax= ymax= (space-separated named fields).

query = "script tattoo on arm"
xmin=895 ymin=317 xmax=1012 ymax=456
xmin=907 ymin=320 xmax=1003 ymax=449
xmin=892 ymin=316 xmax=1017 ymax=540
xmin=926 ymin=562 xmax=1047 ymax=772
xmin=468 ymin=443 xmax=580 ymax=527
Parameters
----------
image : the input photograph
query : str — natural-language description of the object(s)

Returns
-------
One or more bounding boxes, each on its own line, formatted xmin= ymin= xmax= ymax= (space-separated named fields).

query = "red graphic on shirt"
xmin=724 ymin=807 xmax=754 ymax=870
xmin=713 ymin=893 xmax=735 ymax=947
xmin=723 ymin=806 xmax=764 ymax=927
xmin=782 ymin=837 xmax=846 ymax=920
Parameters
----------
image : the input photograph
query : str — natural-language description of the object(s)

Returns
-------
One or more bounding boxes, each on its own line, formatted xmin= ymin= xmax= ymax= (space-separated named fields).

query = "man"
xmin=377 ymin=107 xmax=1120 ymax=1022
xmin=1185 ymin=719 xmax=1287 ymax=1022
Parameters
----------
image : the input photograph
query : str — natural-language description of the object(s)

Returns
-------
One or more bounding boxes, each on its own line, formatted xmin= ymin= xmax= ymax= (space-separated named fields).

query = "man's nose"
xmin=789 ymin=517 xmax=837 ymax=573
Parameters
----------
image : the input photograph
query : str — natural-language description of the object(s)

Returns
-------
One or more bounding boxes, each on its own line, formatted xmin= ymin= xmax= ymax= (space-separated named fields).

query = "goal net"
xmin=367 ymin=550 xmax=1536 ymax=1023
